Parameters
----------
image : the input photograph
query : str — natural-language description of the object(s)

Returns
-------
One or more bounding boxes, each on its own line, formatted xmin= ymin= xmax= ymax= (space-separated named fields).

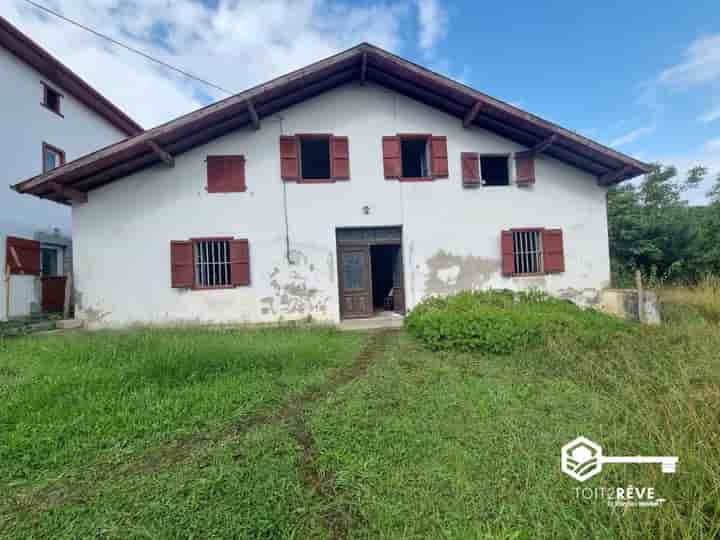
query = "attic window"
xmin=401 ymin=137 xmax=429 ymax=178
xmin=42 ymin=83 xmax=62 ymax=116
xmin=300 ymin=136 xmax=331 ymax=180
xmin=481 ymin=156 xmax=510 ymax=186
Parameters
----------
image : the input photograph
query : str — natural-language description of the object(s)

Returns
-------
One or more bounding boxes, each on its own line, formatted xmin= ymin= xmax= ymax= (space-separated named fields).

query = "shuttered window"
xmin=207 ymin=155 xmax=246 ymax=193
xmin=515 ymin=151 xmax=536 ymax=185
xmin=5 ymin=236 xmax=41 ymax=275
xmin=383 ymin=134 xmax=448 ymax=181
xmin=461 ymin=152 xmax=480 ymax=186
xmin=280 ymin=134 xmax=350 ymax=182
xmin=171 ymin=238 xmax=251 ymax=288
xmin=501 ymin=228 xmax=565 ymax=276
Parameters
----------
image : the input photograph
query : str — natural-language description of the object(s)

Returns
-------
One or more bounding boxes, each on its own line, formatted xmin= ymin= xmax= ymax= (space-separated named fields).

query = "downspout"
xmin=278 ymin=116 xmax=293 ymax=264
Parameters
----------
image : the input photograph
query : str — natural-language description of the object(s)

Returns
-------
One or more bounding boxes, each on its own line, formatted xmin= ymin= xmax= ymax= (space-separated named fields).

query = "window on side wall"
xmin=42 ymin=83 xmax=62 ymax=116
xmin=512 ymin=229 xmax=543 ymax=275
xmin=193 ymin=238 xmax=232 ymax=288
xmin=300 ymin=135 xmax=331 ymax=180
xmin=401 ymin=137 xmax=430 ymax=178
xmin=42 ymin=143 xmax=65 ymax=172
xmin=481 ymin=155 xmax=510 ymax=186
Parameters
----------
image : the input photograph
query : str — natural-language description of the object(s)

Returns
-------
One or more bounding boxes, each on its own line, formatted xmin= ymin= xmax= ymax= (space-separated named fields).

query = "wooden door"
xmin=41 ymin=276 xmax=66 ymax=313
xmin=338 ymin=245 xmax=373 ymax=319
xmin=392 ymin=246 xmax=405 ymax=314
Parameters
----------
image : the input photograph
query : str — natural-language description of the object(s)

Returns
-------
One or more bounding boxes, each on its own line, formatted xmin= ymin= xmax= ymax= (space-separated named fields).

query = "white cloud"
xmin=703 ymin=138 xmax=720 ymax=152
xmin=699 ymin=106 xmax=720 ymax=123
xmin=416 ymin=0 xmax=448 ymax=51
xmin=659 ymin=34 xmax=720 ymax=86
xmin=6 ymin=0 xmax=410 ymax=128
xmin=609 ymin=125 xmax=656 ymax=148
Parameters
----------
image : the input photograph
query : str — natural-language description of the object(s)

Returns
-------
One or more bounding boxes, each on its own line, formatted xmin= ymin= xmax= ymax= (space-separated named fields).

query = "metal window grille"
xmin=194 ymin=239 xmax=231 ymax=287
xmin=512 ymin=230 xmax=543 ymax=275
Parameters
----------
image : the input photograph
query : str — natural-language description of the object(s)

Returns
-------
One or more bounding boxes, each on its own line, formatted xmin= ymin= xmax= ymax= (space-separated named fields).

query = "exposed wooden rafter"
xmin=48 ymin=181 xmax=87 ymax=203
xmin=599 ymin=165 xmax=633 ymax=185
xmin=246 ymin=99 xmax=260 ymax=130
xmin=530 ymin=134 xmax=556 ymax=154
xmin=360 ymin=52 xmax=367 ymax=84
xmin=146 ymin=140 xmax=174 ymax=167
xmin=463 ymin=101 xmax=483 ymax=128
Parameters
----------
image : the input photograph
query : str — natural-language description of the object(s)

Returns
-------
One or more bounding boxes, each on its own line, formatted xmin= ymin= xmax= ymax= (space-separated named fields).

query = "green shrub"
xmin=405 ymin=290 xmax=630 ymax=354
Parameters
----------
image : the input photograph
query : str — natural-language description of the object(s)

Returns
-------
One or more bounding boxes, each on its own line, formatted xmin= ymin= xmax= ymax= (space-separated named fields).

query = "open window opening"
xmin=300 ymin=136 xmax=331 ymax=180
xmin=370 ymin=244 xmax=403 ymax=313
xmin=481 ymin=155 xmax=510 ymax=186
xmin=42 ymin=84 xmax=62 ymax=115
xmin=401 ymin=138 xmax=429 ymax=178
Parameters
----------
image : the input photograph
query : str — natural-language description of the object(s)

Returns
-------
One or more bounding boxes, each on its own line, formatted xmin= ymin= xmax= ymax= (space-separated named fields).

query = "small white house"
xmin=0 ymin=15 xmax=141 ymax=321
xmin=14 ymin=44 xmax=649 ymax=328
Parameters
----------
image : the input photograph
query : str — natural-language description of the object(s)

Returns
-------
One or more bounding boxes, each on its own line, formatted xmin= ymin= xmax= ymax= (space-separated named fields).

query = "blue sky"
xmin=5 ymin=0 xmax=720 ymax=202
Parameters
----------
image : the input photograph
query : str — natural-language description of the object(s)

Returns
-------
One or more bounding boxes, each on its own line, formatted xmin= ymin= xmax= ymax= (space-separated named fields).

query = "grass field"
xmin=1 ymin=299 xmax=719 ymax=538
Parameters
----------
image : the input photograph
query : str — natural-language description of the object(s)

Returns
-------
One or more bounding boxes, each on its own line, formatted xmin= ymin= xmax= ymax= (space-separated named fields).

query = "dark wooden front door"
xmin=41 ymin=276 xmax=66 ymax=313
xmin=338 ymin=245 xmax=373 ymax=319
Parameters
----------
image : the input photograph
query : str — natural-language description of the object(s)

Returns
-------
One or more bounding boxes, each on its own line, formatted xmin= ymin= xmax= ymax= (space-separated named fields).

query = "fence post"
xmin=63 ymin=272 xmax=72 ymax=319
xmin=635 ymin=270 xmax=645 ymax=324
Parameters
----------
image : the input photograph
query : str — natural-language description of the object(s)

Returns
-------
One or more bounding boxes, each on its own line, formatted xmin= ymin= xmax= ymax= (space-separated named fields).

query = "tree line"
xmin=608 ymin=164 xmax=720 ymax=286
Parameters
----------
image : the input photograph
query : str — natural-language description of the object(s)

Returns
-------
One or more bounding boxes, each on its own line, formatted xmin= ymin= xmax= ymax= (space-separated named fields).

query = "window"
xmin=42 ymin=83 xmax=62 ymax=116
xmin=512 ymin=230 xmax=543 ymax=275
xmin=300 ymin=136 xmax=331 ymax=180
xmin=481 ymin=155 xmax=510 ymax=186
xmin=194 ymin=239 xmax=232 ymax=288
xmin=41 ymin=247 xmax=60 ymax=276
xmin=43 ymin=143 xmax=65 ymax=172
xmin=206 ymin=155 xmax=246 ymax=193
xmin=401 ymin=137 xmax=429 ymax=178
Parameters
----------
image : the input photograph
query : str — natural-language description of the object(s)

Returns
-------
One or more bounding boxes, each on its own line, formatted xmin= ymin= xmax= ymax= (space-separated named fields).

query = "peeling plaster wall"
xmin=72 ymin=83 xmax=612 ymax=327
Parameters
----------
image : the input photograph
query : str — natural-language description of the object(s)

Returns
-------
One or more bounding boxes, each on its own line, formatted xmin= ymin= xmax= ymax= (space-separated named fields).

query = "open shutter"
xmin=6 ymin=236 xmax=40 ymax=275
xmin=501 ymin=230 xmax=514 ymax=276
xmin=170 ymin=241 xmax=194 ymax=288
xmin=207 ymin=156 xmax=246 ymax=193
xmin=461 ymin=152 xmax=480 ymax=186
xmin=382 ymin=136 xmax=401 ymax=179
xmin=330 ymin=136 xmax=350 ymax=180
xmin=230 ymin=239 xmax=250 ymax=286
xmin=515 ymin=151 xmax=536 ymax=185
xmin=280 ymin=136 xmax=299 ymax=180
xmin=430 ymin=136 xmax=448 ymax=178
xmin=543 ymin=229 xmax=565 ymax=273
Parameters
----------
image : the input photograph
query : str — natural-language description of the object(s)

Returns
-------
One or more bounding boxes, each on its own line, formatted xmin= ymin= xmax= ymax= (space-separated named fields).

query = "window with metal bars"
xmin=512 ymin=230 xmax=544 ymax=275
xmin=194 ymin=239 xmax=232 ymax=288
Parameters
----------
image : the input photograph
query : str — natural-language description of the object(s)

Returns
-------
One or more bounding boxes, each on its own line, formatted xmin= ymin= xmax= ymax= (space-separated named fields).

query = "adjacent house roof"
xmin=0 ymin=15 xmax=142 ymax=136
xmin=13 ymin=42 xmax=650 ymax=204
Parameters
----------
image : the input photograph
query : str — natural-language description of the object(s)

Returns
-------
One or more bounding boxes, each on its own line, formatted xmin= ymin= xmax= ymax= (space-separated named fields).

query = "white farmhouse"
xmin=14 ymin=44 xmax=648 ymax=328
xmin=0 ymin=15 xmax=141 ymax=321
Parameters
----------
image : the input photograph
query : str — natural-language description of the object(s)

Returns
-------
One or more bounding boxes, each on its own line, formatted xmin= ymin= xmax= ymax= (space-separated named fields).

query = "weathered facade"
xmin=14 ymin=44 xmax=649 ymax=328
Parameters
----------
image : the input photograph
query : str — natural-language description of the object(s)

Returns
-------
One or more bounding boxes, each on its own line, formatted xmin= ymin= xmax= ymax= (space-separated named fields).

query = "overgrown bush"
xmin=405 ymin=290 xmax=630 ymax=354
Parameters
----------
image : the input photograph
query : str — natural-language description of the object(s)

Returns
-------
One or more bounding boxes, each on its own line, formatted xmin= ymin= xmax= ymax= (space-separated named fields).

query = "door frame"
xmin=336 ymin=227 xmax=405 ymax=320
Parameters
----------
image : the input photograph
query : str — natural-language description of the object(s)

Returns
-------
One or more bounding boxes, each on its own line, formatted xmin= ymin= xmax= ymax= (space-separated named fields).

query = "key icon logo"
xmin=561 ymin=436 xmax=679 ymax=482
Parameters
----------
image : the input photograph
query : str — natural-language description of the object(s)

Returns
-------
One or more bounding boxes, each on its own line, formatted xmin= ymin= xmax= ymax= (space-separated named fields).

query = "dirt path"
xmin=7 ymin=328 xmax=401 ymax=532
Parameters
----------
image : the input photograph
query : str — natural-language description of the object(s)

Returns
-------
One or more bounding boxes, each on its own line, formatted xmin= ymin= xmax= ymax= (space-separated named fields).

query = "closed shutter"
xmin=461 ymin=152 xmax=480 ymax=185
xmin=330 ymin=136 xmax=350 ymax=180
xmin=382 ymin=136 xmax=401 ymax=179
xmin=170 ymin=241 xmax=194 ymax=288
xmin=207 ymin=156 xmax=246 ymax=193
xmin=280 ymin=136 xmax=300 ymax=180
xmin=515 ymin=151 xmax=536 ymax=185
xmin=501 ymin=230 xmax=514 ymax=276
xmin=6 ymin=236 xmax=41 ymax=275
xmin=430 ymin=136 xmax=448 ymax=178
xmin=230 ymin=239 xmax=250 ymax=286
xmin=543 ymin=229 xmax=565 ymax=273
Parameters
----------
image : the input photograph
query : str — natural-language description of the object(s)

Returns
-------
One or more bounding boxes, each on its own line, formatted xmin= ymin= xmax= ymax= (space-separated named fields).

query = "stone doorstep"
xmin=55 ymin=319 xmax=85 ymax=330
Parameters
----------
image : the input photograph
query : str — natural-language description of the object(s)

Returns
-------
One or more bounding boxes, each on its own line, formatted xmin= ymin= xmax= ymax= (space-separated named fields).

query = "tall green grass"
xmin=659 ymin=274 xmax=720 ymax=324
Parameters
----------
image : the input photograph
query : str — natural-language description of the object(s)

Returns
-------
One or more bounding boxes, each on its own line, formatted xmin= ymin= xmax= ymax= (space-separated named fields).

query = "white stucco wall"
xmin=72 ymin=83 xmax=611 ymax=328
xmin=0 ymin=46 xmax=129 ymax=320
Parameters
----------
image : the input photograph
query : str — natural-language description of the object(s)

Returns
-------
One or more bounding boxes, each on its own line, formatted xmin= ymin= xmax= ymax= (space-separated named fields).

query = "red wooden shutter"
xmin=382 ymin=136 xmax=401 ymax=179
xmin=515 ymin=151 xmax=536 ymax=185
xmin=461 ymin=152 xmax=480 ymax=185
xmin=501 ymin=230 xmax=514 ymax=276
xmin=207 ymin=156 xmax=246 ymax=193
xmin=543 ymin=228 xmax=565 ymax=273
xmin=330 ymin=136 xmax=350 ymax=180
xmin=430 ymin=136 xmax=448 ymax=178
xmin=170 ymin=241 xmax=194 ymax=288
xmin=230 ymin=239 xmax=250 ymax=286
xmin=280 ymin=136 xmax=299 ymax=180
xmin=5 ymin=236 xmax=41 ymax=275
